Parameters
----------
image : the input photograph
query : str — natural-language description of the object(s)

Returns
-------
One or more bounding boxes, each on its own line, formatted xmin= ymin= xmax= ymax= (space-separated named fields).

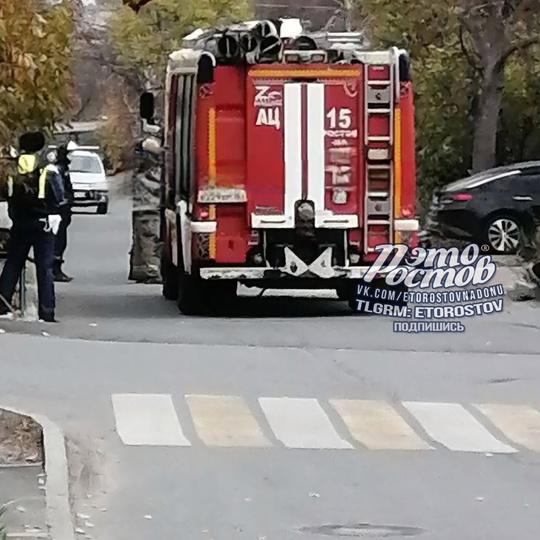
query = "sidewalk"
xmin=0 ymin=466 xmax=47 ymax=539
xmin=0 ymin=410 xmax=47 ymax=539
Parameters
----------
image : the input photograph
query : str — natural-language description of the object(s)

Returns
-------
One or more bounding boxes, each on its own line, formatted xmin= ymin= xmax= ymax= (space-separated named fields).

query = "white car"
xmin=69 ymin=150 xmax=109 ymax=214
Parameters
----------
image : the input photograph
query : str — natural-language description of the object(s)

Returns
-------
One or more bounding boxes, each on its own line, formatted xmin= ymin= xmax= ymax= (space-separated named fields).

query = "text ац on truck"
xmin=138 ymin=18 xmax=418 ymax=315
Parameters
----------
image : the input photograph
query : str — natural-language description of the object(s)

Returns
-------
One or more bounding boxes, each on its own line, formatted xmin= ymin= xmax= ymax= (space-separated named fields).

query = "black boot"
xmin=39 ymin=313 xmax=58 ymax=323
xmin=0 ymin=294 xmax=12 ymax=316
xmin=54 ymin=262 xmax=73 ymax=283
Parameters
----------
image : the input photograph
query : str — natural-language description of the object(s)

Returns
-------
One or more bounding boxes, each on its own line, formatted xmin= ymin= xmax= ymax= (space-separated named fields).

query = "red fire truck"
xmin=139 ymin=19 xmax=418 ymax=314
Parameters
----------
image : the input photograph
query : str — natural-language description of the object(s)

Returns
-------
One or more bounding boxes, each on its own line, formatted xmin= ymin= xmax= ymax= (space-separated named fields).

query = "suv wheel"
xmin=486 ymin=216 xmax=521 ymax=254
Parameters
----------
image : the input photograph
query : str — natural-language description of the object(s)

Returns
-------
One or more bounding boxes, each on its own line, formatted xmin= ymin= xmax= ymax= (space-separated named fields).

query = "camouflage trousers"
xmin=128 ymin=210 xmax=162 ymax=284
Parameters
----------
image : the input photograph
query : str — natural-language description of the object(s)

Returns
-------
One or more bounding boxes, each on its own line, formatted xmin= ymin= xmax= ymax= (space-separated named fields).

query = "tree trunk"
xmin=471 ymin=67 xmax=504 ymax=173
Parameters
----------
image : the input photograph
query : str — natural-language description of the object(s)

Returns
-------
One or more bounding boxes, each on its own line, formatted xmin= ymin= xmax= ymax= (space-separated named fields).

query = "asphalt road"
xmin=2 ymin=181 xmax=540 ymax=540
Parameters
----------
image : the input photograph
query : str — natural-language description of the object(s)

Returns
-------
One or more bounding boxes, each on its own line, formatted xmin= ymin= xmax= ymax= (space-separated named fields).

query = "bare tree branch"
xmin=515 ymin=0 xmax=540 ymax=14
xmin=459 ymin=23 xmax=483 ymax=74
xmin=459 ymin=7 xmax=489 ymax=61
xmin=497 ymin=36 xmax=540 ymax=69
xmin=122 ymin=0 xmax=155 ymax=13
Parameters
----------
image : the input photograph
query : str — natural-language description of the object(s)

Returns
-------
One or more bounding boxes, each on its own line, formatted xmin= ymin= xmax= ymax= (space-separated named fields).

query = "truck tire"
xmin=177 ymin=272 xmax=206 ymax=315
xmin=336 ymin=282 xmax=355 ymax=301
xmin=206 ymin=281 xmax=238 ymax=313
xmin=97 ymin=202 xmax=108 ymax=215
xmin=161 ymin=254 xmax=178 ymax=301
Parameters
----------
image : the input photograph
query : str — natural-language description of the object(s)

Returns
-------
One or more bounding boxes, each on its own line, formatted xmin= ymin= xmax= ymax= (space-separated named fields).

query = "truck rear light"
xmin=401 ymin=206 xmax=414 ymax=218
xmin=284 ymin=52 xmax=300 ymax=62
xmin=452 ymin=192 xmax=472 ymax=201
xmin=248 ymin=230 xmax=260 ymax=246
xmin=310 ymin=53 xmax=326 ymax=62
xmin=194 ymin=205 xmax=210 ymax=219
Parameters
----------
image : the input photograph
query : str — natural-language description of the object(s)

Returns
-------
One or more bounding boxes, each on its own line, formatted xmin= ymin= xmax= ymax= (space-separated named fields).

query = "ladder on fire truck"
xmin=363 ymin=56 xmax=397 ymax=253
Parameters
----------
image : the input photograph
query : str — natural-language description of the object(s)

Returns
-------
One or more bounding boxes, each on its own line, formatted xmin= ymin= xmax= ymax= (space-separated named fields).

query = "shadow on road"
xmin=57 ymin=284 xmax=357 ymax=320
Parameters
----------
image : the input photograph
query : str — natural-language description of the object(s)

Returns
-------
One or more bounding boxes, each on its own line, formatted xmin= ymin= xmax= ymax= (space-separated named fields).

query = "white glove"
xmin=48 ymin=215 xmax=62 ymax=235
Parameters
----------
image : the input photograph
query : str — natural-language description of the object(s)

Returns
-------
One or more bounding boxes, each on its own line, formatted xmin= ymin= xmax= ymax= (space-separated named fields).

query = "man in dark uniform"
xmin=53 ymin=144 xmax=74 ymax=282
xmin=0 ymin=132 xmax=66 ymax=322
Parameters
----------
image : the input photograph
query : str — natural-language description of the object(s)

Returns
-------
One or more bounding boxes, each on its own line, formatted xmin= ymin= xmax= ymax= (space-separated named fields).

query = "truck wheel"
xmin=206 ymin=281 xmax=237 ymax=313
xmin=336 ymin=282 xmax=355 ymax=301
xmin=177 ymin=272 xmax=206 ymax=315
xmin=97 ymin=202 xmax=108 ymax=215
xmin=161 ymin=254 xmax=178 ymax=301
xmin=206 ymin=281 xmax=237 ymax=301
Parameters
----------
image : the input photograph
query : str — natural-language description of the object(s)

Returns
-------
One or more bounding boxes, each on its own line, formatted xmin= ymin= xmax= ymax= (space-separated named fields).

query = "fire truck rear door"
xmin=246 ymin=66 xmax=363 ymax=230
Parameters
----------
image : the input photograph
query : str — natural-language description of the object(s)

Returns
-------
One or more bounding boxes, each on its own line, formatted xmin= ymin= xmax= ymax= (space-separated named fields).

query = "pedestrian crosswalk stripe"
xmin=474 ymin=404 xmax=540 ymax=452
xmin=110 ymin=394 xmax=540 ymax=453
xmin=258 ymin=397 xmax=353 ymax=449
xmin=112 ymin=394 xmax=191 ymax=446
xmin=330 ymin=399 xmax=434 ymax=450
xmin=185 ymin=394 xmax=271 ymax=447
xmin=403 ymin=402 xmax=517 ymax=453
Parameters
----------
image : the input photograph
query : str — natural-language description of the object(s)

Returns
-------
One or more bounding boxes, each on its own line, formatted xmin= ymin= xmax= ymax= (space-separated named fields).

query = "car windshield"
xmin=70 ymin=154 xmax=103 ymax=174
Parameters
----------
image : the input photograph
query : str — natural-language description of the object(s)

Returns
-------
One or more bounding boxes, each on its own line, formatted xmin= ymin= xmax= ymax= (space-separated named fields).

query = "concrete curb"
xmin=1 ymin=406 xmax=75 ymax=540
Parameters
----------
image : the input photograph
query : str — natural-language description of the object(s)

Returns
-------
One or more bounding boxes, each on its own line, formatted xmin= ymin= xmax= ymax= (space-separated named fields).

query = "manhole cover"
xmin=297 ymin=523 xmax=424 ymax=537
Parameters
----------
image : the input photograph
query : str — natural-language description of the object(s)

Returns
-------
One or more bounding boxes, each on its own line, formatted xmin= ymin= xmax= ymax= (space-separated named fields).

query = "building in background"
xmin=254 ymin=0 xmax=350 ymax=30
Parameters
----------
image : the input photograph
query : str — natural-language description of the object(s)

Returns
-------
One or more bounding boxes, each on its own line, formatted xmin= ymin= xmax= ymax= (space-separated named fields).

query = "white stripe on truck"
xmin=307 ymin=83 xmax=326 ymax=215
xmin=283 ymin=83 xmax=303 ymax=226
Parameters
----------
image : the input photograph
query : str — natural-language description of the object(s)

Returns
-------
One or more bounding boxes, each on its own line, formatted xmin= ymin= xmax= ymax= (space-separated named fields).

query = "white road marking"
xmin=475 ymin=404 xmax=540 ymax=452
xmin=186 ymin=395 xmax=271 ymax=447
xmin=112 ymin=394 xmax=191 ymax=446
xmin=403 ymin=402 xmax=517 ymax=453
xmin=259 ymin=397 xmax=353 ymax=449
xmin=330 ymin=399 xmax=433 ymax=450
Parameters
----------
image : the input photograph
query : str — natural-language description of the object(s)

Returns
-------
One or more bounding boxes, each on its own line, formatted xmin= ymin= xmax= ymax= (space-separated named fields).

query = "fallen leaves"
xmin=0 ymin=409 xmax=43 ymax=465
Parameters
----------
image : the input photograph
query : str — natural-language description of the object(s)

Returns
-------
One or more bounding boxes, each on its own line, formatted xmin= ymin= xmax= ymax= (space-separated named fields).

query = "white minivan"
xmin=69 ymin=150 xmax=109 ymax=214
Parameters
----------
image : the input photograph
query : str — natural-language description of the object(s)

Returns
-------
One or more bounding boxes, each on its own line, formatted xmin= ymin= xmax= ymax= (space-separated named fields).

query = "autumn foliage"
xmin=0 ymin=0 xmax=74 ymax=146
xmin=356 ymin=0 xmax=540 ymax=211
xmin=0 ymin=0 xmax=74 ymax=189
xmin=99 ymin=84 xmax=136 ymax=173
xmin=109 ymin=0 xmax=252 ymax=87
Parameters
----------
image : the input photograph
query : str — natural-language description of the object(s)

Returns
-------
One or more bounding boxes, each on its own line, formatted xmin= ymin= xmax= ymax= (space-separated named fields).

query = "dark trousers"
xmin=54 ymin=209 xmax=72 ymax=266
xmin=0 ymin=218 xmax=56 ymax=320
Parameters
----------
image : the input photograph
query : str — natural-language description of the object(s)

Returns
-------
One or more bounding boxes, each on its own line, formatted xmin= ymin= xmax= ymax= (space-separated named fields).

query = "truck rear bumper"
xmin=200 ymin=266 xmax=371 ymax=280
xmin=200 ymin=247 xmax=380 ymax=280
